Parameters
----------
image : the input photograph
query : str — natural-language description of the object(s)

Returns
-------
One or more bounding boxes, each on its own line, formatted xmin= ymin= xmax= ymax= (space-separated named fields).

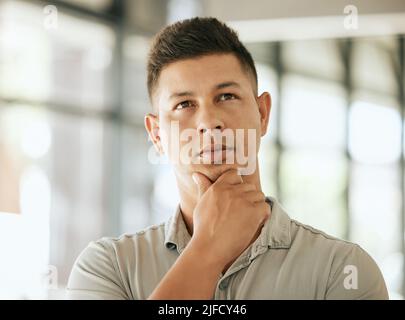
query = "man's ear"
xmin=257 ymin=92 xmax=271 ymax=137
xmin=144 ymin=113 xmax=164 ymax=154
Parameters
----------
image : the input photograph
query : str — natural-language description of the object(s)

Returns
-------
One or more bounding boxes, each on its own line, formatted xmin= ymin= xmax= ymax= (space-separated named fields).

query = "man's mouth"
xmin=198 ymin=144 xmax=235 ymax=162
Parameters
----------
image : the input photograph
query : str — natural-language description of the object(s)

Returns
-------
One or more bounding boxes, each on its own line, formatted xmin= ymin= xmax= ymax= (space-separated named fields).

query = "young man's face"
xmin=146 ymin=53 xmax=271 ymax=183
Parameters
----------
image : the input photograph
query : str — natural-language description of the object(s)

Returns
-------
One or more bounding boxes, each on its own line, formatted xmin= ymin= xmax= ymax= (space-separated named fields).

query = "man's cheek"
xmin=233 ymin=128 xmax=256 ymax=174
xmin=161 ymin=122 xmax=200 ymax=165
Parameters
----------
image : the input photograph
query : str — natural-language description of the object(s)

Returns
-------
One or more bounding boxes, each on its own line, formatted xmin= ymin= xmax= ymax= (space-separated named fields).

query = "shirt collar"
xmin=261 ymin=195 xmax=292 ymax=249
xmin=164 ymin=195 xmax=292 ymax=254
xmin=164 ymin=205 xmax=191 ymax=254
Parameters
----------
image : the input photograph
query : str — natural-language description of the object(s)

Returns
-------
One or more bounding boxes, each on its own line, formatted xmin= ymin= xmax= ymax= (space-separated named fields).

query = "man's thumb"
xmin=192 ymin=172 xmax=212 ymax=198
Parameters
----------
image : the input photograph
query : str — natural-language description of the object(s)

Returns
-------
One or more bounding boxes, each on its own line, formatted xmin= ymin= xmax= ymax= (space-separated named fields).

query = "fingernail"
xmin=192 ymin=173 xmax=198 ymax=184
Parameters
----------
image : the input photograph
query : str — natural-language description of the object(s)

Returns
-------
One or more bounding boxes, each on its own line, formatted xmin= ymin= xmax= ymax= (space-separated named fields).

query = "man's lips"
xmin=198 ymin=144 xmax=235 ymax=159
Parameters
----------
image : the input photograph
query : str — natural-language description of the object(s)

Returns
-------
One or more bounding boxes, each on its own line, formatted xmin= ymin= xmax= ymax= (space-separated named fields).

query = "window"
xmin=0 ymin=0 xmax=115 ymax=298
xmin=250 ymin=36 xmax=404 ymax=298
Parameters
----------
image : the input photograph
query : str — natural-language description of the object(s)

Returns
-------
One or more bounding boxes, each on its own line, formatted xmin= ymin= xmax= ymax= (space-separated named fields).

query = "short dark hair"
xmin=147 ymin=17 xmax=258 ymax=103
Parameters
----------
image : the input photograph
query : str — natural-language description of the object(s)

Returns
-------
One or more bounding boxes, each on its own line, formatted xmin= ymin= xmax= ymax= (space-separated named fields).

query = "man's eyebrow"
xmin=169 ymin=91 xmax=194 ymax=100
xmin=215 ymin=81 xmax=241 ymax=90
xmin=168 ymin=81 xmax=242 ymax=100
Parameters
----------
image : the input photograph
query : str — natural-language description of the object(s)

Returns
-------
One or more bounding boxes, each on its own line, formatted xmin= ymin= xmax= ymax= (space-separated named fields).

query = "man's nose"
xmin=196 ymin=107 xmax=225 ymax=134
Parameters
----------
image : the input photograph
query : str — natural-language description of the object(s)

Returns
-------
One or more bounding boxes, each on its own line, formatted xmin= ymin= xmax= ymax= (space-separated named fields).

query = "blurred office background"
xmin=0 ymin=0 xmax=404 ymax=299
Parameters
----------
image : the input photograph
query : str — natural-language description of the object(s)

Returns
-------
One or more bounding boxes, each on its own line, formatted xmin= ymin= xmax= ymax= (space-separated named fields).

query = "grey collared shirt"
xmin=66 ymin=196 xmax=388 ymax=299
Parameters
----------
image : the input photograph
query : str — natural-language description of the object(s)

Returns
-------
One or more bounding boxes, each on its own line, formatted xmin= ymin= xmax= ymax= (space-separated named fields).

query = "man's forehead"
xmin=157 ymin=55 xmax=249 ymax=95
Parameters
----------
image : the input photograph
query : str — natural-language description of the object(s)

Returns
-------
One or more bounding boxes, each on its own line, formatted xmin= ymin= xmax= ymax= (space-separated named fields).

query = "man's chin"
xmin=190 ymin=163 xmax=240 ymax=182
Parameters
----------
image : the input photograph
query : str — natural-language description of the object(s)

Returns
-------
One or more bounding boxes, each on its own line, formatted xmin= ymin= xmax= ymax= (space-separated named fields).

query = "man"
xmin=67 ymin=17 xmax=388 ymax=300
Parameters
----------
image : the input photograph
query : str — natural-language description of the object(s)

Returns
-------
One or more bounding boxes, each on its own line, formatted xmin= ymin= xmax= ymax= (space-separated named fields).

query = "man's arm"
xmin=148 ymin=169 xmax=270 ymax=299
xmin=148 ymin=239 xmax=223 ymax=299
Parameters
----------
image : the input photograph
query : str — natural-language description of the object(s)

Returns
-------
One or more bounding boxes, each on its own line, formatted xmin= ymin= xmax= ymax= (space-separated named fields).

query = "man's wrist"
xmin=185 ymin=238 xmax=225 ymax=274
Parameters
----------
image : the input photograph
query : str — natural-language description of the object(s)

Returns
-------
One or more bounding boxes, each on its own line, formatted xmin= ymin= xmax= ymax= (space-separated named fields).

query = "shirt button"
xmin=166 ymin=243 xmax=176 ymax=250
xmin=219 ymin=279 xmax=229 ymax=290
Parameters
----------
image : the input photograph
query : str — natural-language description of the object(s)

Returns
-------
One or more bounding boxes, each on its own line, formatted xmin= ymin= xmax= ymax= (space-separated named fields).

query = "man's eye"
xmin=218 ymin=93 xmax=237 ymax=101
xmin=175 ymin=101 xmax=193 ymax=110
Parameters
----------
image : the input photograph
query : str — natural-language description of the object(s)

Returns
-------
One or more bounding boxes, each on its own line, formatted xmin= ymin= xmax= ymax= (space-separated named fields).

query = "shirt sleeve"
xmin=66 ymin=239 xmax=129 ymax=300
xmin=325 ymin=243 xmax=389 ymax=300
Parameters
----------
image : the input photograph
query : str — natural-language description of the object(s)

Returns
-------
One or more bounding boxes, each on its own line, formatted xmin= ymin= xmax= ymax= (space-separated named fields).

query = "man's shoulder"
xmin=268 ymin=197 xmax=358 ymax=256
xmin=288 ymin=217 xmax=375 ymax=267
xmin=289 ymin=218 xmax=356 ymax=252
xmin=96 ymin=221 xmax=168 ymax=252
xmin=284 ymin=217 xmax=388 ymax=299
xmin=67 ymin=220 xmax=171 ymax=299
